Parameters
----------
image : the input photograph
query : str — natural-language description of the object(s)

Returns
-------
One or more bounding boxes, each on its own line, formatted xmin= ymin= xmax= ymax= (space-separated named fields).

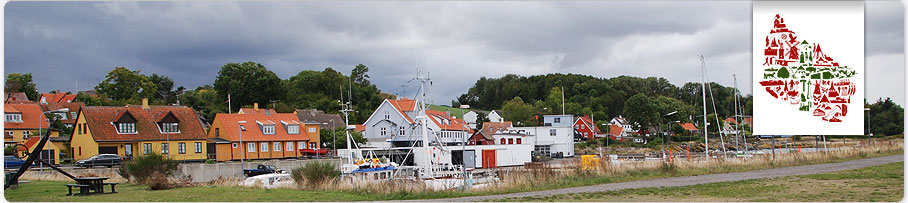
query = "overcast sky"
xmin=4 ymin=1 xmax=904 ymax=106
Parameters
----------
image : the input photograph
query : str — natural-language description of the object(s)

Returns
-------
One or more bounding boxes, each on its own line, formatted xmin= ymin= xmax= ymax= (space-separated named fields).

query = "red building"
xmin=573 ymin=115 xmax=602 ymax=140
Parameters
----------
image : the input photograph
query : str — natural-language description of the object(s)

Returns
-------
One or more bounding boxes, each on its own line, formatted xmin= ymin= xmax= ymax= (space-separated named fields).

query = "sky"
xmin=4 ymin=1 xmax=905 ymax=106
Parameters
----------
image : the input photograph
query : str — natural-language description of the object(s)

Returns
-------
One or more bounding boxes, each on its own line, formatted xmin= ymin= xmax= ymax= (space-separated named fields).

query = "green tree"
xmin=319 ymin=127 xmax=366 ymax=149
xmin=623 ymin=93 xmax=657 ymax=131
xmin=149 ymin=74 xmax=185 ymax=105
xmin=351 ymin=64 xmax=371 ymax=85
xmin=179 ymin=85 xmax=226 ymax=122
xmin=501 ymin=97 xmax=535 ymax=126
xmin=95 ymin=67 xmax=157 ymax=103
xmin=213 ymin=62 xmax=284 ymax=113
xmin=5 ymin=73 xmax=39 ymax=101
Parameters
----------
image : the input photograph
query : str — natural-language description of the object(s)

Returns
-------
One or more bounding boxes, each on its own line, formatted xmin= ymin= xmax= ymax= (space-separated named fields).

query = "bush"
xmin=118 ymin=153 xmax=178 ymax=184
xmin=291 ymin=161 xmax=340 ymax=186
xmin=205 ymin=159 xmax=216 ymax=164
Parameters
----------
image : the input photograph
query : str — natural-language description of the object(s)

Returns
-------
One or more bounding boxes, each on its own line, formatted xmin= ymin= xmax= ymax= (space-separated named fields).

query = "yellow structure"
xmin=580 ymin=155 xmax=601 ymax=170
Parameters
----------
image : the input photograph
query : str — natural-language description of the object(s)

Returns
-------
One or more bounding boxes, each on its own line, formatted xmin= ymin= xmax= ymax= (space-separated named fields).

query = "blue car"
xmin=4 ymin=156 xmax=30 ymax=168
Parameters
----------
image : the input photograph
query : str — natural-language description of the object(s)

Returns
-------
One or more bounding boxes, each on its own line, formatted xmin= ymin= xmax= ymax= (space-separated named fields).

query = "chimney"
xmin=142 ymin=98 xmax=149 ymax=110
xmin=254 ymin=103 xmax=259 ymax=111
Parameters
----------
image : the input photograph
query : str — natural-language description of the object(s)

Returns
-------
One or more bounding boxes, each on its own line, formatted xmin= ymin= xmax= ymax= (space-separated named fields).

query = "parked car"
xmin=75 ymin=154 xmax=123 ymax=168
xmin=243 ymin=165 xmax=285 ymax=177
xmin=4 ymin=156 xmax=32 ymax=168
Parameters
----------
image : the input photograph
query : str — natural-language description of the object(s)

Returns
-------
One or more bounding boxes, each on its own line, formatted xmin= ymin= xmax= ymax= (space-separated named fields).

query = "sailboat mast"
xmin=700 ymin=55 xmax=709 ymax=160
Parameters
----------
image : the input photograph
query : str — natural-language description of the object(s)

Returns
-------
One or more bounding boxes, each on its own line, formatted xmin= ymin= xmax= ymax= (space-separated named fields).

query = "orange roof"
xmin=4 ymin=103 xmax=50 ymax=129
xmin=426 ymin=110 xmax=472 ymax=132
xmin=607 ymin=124 xmax=624 ymax=136
xmin=211 ymin=113 xmax=311 ymax=142
xmin=725 ymin=117 xmax=738 ymax=125
xmin=576 ymin=115 xmax=602 ymax=133
xmin=680 ymin=123 xmax=698 ymax=131
xmin=238 ymin=108 xmax=277 ymax=114
xmin=41 ymin=93 xmax=76 ymax=103
xmin=478 ymin=122 xmax=512 ymax=139
xmin=743 ymin=118 xmax=753 ymax=125
xmin=353 ymin=124 xmax=365 ymax=132
xmin=81 ymin=105 xmax=208 ymax=142
xmin=386 ymin=98 xmax=417 ymax=123
xmin=5 ymin=92 xmax=30 ymax=103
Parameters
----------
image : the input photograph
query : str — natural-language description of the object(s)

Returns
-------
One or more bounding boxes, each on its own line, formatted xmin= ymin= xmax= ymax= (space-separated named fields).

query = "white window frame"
xmin=125 ymin=144 xmax=133 ymax=156
xmin=232 ymin=143 xmax=238 ymax=148
xmin=273 ymin=142 xmax=281 ymax=152
xmin=260 ymin=142 xmax=268 ymax=151
xmin=309 ymin=142 xmax=317 ymax=149
xmin=550 ymin=129 xmax=557 ymax=136
xmin=308 ymin=127 xmax=316 ymax=133
xmin=399 ymin=127 xmax=405 ymax=135
xmin=70 ymin=112 xmax=77 ymax=119
xmin=195 ymin=142 xmax=202 ymax=153
xmin=554 ymin=118 xmax=561 ymax=123
xmin=262 ymin=125 xmax=275 ymax=135
xmin=54 ymin=112 xmax=67 ymax=120
xmin=161 ymin=143 xmax=170 ymax=154
xmin=144 ymin=143 xmax=152 ymax=154
xmin=161 ymin=122 xmax=179 ymax=133
xmin=380 ymin=127 xmax=387 ymax=136
xmin=384 ymin=111 xmax=390 ymax=120
xmin=298 ymin=142 xmax=305 ymax=150
xmin=23 ymin=131 xmax=30 ymax=137
xmin=247 ymin=143 xmax=256 ymax=152
xmin=287 ymin=125 xmax=299 ymax=134
xmin=117 ymin=122 xmax=137 ymax=134
xmin=5 ymin=114 xmax=22 ymax=123
xmin=178 ymin=142 xmax=186 ymax=154
xmin=286 ymin=142 xmax=293 ymax=151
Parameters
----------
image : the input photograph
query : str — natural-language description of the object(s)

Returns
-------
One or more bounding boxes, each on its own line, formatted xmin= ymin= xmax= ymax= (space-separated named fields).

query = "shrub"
xmin=291 ymin=161 xmax=340 ymax=186
xmin=205 ymin=159 xmax=216 ymax=164
xmin=119 ymin=153 xmax=178 ymax=184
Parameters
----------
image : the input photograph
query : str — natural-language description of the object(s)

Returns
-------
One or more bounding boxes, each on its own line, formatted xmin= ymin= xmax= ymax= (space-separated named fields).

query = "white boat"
xmin=243 ymin=173 xmax=294 ymax=189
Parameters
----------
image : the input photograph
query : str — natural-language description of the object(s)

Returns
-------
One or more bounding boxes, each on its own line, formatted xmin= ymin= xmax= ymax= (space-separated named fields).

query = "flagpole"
xmin=228 ymin=94 xmax=232 ymax=114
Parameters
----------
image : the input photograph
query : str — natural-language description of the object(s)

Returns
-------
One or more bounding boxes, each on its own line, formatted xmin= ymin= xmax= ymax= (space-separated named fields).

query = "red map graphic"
xmin=760 ymin=14 xmax=857 ymax=122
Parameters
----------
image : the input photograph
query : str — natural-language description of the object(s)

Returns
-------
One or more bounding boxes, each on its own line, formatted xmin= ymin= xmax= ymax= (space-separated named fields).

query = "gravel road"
xmin=425 ymin=154 xmax=903 ymax=202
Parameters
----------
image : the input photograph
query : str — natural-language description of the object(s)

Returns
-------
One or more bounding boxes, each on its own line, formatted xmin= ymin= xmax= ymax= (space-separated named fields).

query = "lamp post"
xmin=601 ymin=123 xmax=610 ymax=158
xmin=239 ymin=121 xmax=246 ymax=169
xmin=38 ymin=108 xmax=69 ymax=170
xmin=330 ymin=119 xmax=336 ymax=155
xmin=865 ymin=108 xmax=871 ymax=145
xmin=319 ymin=122 xmax=329 ymax=159
xmin=661 ymin=111 xmax=678 ymax=162
xmin=459 ymin=104 xmax=469 ymax=190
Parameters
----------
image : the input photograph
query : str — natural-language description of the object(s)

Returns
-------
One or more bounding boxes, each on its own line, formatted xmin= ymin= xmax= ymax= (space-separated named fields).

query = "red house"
xmin=469 ymin=122 xmax=512 ymax=145
xmin=573 ymin=115 xmax=602 ymax=140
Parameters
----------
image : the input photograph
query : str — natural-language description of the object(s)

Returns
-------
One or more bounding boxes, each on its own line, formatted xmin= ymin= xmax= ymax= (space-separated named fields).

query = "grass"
xmin=500 ymin=161 xmax=904 ymax=202
xmin=5 ymin=141 xmax=902 ymax=202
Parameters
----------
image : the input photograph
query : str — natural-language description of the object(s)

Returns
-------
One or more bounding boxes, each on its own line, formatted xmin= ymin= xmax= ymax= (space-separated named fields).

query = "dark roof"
xmin=208 ymin=137 xmax=232 ymax=144
xmin=80 ymin=105 xmax=208 ymax=142
xmin=294 ymin=109 xmax=345 ymax=129
xmin=4 ymin=92 xmax=30 ymax=103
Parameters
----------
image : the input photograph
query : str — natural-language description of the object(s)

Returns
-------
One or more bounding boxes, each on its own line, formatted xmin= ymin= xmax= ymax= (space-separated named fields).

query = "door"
xmin=124 ymin=144 xmax=133 ymax=158
xmin=98 ymin=146 xmax=118 ymax=155
xmin=207 ymin=143 xmax=216 ymax=159
xmin=39 ymin=150 xmax=55 ymax=165
xmin=482 ymin=150 xmax=496 ymax=168
xmin=464 ymin=150 xmax=476 ymax=169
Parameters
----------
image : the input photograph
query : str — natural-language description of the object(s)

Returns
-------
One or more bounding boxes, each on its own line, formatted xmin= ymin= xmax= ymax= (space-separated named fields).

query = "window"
xmin=71 ymin=112 xmax=77 ymax=119
xmin=286 ymin=142 xmax=293 ymax=151
xmin=500 ymin=138 xmax=505 ymax=144
xmin=262 ymin=125 xmax=275 ymax=135
xmin=161 ymin=143 xmax=170 ymax=154
xmin=400 ymin=127 xmax=406 ymax=135
xmin=287 ymin=125 xmax=299 ymax=134
xmin=178 ymin=142 xmax=186 ymax=154
xmin=516 ymin=138 xmax=522 ymax=144
xmin=161 ymin=123 xmax=179 ymax=133
xmin=195 ymin=142 xmax=202 ymax=153
xmin=298 ymin=142 xmax=305 ymax=150
xmin=125 ymin=144 xmax=133 ymax=156
xmin=384 ymin=111 xmax=390 ymax=120
xmin=274 ymin=142 xmax=281 ymax=151
xmin=144 ymin=143 xmax=152 ymax=154
xmin=117 ymin=123 xmax=136 ymax=134
xmin=240 ymin=125 xmax=246 ymax=131
xmin=215 ymin=128 xmax=220 ymax=137
xmin=232 ymin=143 xmax=238 ymax=148
xmin=554 ymin=117 xmax=561 ymax=123
xmin=5 ymin=114 xmax=22 ymax=122
xmin=308 ymin=127 xmax=317 ymax=133
xmin=380 ymin=127 xmax=387 ymax=136
xmin=260 ymin=142 xmax=268 ymax=151
xmin=508 ymin=138 xmax=513 ymax=144
xmin=23 ymin=131 xmax=30 ymax=138
xmin=5 ymin=131 xmax=11 ymax=137
xmin=55 ymin=112 xmax=66 ymax=120
xmin=78 ymin=124 xmax=82 ymax=134
xmin=309 ymin=142 xmax=317 ymax=149
xmin=247 ymin=143 xmax=256 ymax=152
xmin=581 ymin=124 xmax=585 ymax=129
xmin=550 ymin=129 xmax=557 ymax=136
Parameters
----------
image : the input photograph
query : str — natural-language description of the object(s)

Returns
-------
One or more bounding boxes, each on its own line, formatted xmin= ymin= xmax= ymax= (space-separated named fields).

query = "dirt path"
xmin=426 ymin=154 xmax=904 ymax=202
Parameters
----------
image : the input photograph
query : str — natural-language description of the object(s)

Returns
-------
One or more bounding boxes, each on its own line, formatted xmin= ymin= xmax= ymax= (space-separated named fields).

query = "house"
xmin=488 ymin=110 xmax=505 ymax=123
xmin=511 ymin=115 xmax=575 ymax=158
xmin=4 ymin=103 xmax=57 ymax=145
xmin=462 ymin=111 xmax=478 ymax=129
xmin=609 ymin=116 xmax=636 ymax=135
xmin=39 ymin=92 xmax=77 ymax=104
xmin=238 ymin=103 xmax=277 ymax=114
xmin=722 ymin=117 xmax=741 ymax=135
xmin=40 ymin=102 xmax=84 ymax=128
xmin=22 ymin=136 xmax=69 ymax=164
xmin=206 ymin=111 xmax=319 ymax=162
xmin=573 ymin=115 xmax=602 ymax=140
xmin=70 ymin=99 xmax=208 ymax=161
xmin=5 ymin=92 xmax=30 ymax=103
xmin=352 ymin=124 xmax=365 ymax=133
xmin=293 ymin=109 xmax=345 ymax=130
xmin=362 ymin=98 xmax=471 ymax=148
xmin=469 ymin=122 xmax=512 ymax=145
xmin=597 ymin=124 xmax=626 ymax=141
xmin=680 ymin=123 xmax=700 ymax=134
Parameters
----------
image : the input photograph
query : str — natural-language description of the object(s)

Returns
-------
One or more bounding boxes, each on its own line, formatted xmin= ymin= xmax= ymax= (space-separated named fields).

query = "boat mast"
xmin=414 ymin=71 xmax=433 ymax=178
xmin=700 ymin=55 xmax=709 ymax=160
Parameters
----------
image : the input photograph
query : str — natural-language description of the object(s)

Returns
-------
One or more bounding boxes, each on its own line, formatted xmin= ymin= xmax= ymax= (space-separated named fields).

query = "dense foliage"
xmin=290 ymin=161 xmax=341 ymax=186
xmin=118 ymin=153 xmax=179 ymax=184
xmin=319 ymin=127 xmax=367 ymax=149
xmin=866 ymin=98 xmax=904 ymax=136
xmin=5 ymin=73 xmax=39 ymax=101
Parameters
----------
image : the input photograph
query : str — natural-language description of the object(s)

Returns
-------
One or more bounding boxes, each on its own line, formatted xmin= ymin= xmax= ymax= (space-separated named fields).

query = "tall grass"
xmin=290 ymin=161 xmax=341 ymax=187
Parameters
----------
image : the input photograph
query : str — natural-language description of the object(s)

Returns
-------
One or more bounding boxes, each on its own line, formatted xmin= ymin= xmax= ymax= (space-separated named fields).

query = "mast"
xmin=733 ymin=74 xmax=745 ymax=153
xmin=415 ymin=71 xmax=433 ymax=178
xmin=704 ymin=65 xmax=728 ymax=157
xmin=700 ymin=55 xmax=709 ymax=160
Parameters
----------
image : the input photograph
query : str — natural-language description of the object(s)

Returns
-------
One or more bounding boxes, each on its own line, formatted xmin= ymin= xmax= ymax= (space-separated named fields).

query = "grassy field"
xmin=4 ymin=144 xmax=902 ymax=202
xmin=499 ymin=162 xmax=904 ymax=202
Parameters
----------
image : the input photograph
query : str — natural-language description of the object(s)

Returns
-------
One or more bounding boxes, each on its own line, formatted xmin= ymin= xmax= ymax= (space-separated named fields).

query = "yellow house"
xmin=4 ymin=103 xmax=60 ymax=145
xmin=70 ymin=99 xmax=208 ymax=161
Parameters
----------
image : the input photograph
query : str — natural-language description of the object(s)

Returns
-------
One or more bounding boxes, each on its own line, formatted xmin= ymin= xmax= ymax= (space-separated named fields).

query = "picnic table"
xmin=67 ymin=177 xmax=118 ymax=195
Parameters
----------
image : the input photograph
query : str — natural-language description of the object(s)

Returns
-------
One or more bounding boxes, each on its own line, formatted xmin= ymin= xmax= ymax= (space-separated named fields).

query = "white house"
xmin=462 ymin=111 xmax=478 ymax=129
xmin=362 ymin=98 xmax=472 ymax=148
xmin=609 ymin=115 xmax=637 ymax=135
xmin=511 ymin=115 xmax=575 ymax=158
xmin=488 ymin=110 xmax=505 ymax=123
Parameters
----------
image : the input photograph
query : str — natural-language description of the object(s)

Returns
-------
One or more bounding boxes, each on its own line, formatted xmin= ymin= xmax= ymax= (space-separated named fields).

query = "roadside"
xmin=498 ymin=161 xmax=904 ymax=202
xmin=432 ymin=154 xmax=904 ymax=202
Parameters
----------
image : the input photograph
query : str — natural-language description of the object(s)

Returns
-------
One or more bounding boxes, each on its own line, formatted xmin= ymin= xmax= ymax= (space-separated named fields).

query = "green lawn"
xmin=499 ymin=162 xmax=905 ymax=202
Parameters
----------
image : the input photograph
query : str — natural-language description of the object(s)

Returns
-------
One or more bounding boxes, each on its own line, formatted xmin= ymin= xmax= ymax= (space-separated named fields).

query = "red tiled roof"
xmin=386 ymin=98 xmax=416 ymax=123
xmin=5 ymin=92 xmax=30 ymax=103
xmin=41 ymin=93 xmax=76 ymax=103
xmin=211 ymin=113 xmax=311 ymax=142
xmin=80 ymin=105 xmax=207 ymax=142
xmin=576 ymin=115 xmax=602 ymax=133
xmin=41 ymin=102 xmax=84 ymax=124
xmin=353 ymin=124 xmax=365 ymax=132
xmin=426 ymin=110 xmax=472 ymax=132
xmin=725 ymin=117 xmax=738 ymax=125
xmin=743 ymin=118 xmax=753 ymax=125
xmin=239 ymin=108 xmax=277 ymax=114
xmin=4 ymin=103 xmax=50 ymax=129
xmin=479 ymin=121 xmax=512 ymax=139
xmin=607 ymin=124 xmax=624 ymax=136
xmin=680 ymin=123 xmax=698 ymax=131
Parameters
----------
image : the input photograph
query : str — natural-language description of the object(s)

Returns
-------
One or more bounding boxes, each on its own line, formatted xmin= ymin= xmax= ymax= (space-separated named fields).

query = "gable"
xmin=113 ymin=111 xmax=138 ymax=123
xmin=157 ymin=111 xmax=180 ymax=123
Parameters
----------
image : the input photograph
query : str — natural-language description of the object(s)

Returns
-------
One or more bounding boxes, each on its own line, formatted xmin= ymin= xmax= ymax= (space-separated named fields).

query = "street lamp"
xmin=458 ymin=104 xmax=469 ymax=190
xmin=661 ymin=111 xmax=678 ymax=162
xmin=238 ymin=121 xmax=246 ymax=169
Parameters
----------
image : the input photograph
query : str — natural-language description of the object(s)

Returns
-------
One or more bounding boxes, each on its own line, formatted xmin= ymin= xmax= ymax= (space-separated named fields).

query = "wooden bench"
xmin=103 ymin=182 xmax=119 ymax=193
xmin=65 ymin=184 xmax=91 ymax=196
